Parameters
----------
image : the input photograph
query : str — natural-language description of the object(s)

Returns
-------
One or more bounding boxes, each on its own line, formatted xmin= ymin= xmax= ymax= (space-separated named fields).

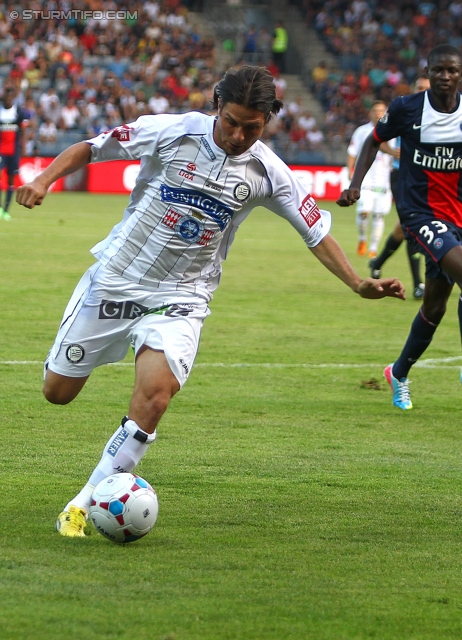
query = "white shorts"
xmin=356 ymin=188 xmax=392 ymax=215
xmin=46 ymin=263 xmax=210 ymax=387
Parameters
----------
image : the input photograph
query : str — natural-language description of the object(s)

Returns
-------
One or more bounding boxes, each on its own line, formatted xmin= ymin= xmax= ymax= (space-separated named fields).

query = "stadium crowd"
xmin=2 ymin=0 xmax=220 ymax=156
xmin=291 ymin=0 xmax=462 ymax=149
xmin=1 ymin=0 xmax=457 ymax=164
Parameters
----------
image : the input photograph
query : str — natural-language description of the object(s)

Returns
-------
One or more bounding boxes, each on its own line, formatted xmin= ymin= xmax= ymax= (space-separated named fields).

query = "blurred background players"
xmin=368 ymin=76 xmax=431 ymax=300
xmin=347 ymin=101 xmax=395 ymax=258
xmin=0 ymin=86 xmax=29 ymax=221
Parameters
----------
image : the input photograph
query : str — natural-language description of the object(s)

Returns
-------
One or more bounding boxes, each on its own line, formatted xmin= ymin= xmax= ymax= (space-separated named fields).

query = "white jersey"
xmin=88 ymin=112 xmax=330 ymax=302
xmin=347 ymin=121 xmax=393 ymax=191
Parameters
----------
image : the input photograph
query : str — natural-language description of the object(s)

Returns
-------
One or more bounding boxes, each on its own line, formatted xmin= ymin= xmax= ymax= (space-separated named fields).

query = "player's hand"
xmin=336 ymin=188 xmax=360 ymax=207
xmin=356 ymin=277 xmax=406 ymax=300
xmin=16 ymin=181 xmax=48 ymax=209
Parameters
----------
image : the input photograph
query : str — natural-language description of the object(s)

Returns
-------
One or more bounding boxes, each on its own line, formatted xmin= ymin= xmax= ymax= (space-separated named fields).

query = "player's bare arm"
xmin=337 ymin=132 xmax=382 ymax=207
xmin=16 ymin=141 xmax=92 ymax=209
xmin=310 ymin=234 xmax=406 ymax=300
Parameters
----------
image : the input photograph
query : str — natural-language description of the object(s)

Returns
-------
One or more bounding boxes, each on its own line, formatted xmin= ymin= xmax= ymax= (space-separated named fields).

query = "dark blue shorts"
xmin=0 ymin=154 xmax=20 ymax=177
xmin=403 ymin=214 xmax=462 ymax=284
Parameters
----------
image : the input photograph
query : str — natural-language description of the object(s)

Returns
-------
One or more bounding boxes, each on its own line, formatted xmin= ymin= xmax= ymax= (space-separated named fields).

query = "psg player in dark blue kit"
xmin=338 ymin=44 xmax=462 ymax=410
xmin=0 ymin=86 xmax=29 ymax=220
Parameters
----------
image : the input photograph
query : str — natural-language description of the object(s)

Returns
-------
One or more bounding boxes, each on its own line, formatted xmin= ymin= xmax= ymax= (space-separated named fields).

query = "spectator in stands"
xmin=23 ymin=60 xmax=42 ymax=90
xmin=24 ymin=35 xmax=39 ymax=63
xmin=52 ymin=68 xmax=71 ymax=101
xmin=311 ymin=60 xmax=328 ymax=92
xmin=60 ymin=97 xmax=81 ymax=131
xmin=273 ymin=69 xmax=287 ymax=101
xmin=79 ymin=26 xmax=98 ymax=54
xmin=298 ymin=109 xmax=317 ymax=133
xmin=306 ymin=124 xmax=325 ymax=151
xmin=188 ymin=82 xmax=208 ymax=111
xmin=40 ymin=95 xmax=62 ymax=125
xmin=257 ymin=27 xmax=273 ymax=65
xmin=286 ymin=95 xmax=304 ymax=119
xmin=242 ymin=25 xmax=258 ymax=64
xmin=109 ymin=49 xmax=130 ymax=77
xmin=38 ymin=118 xmax=58 ymax=144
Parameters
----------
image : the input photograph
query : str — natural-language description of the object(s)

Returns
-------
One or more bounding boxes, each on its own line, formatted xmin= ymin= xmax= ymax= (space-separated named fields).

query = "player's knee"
xmin=132 ymin=387 xmax=173 ymax=425
xmin=42 ymin=382 xmax=73 ymax=405
xmin=42 ymin=376 xmax=85 ymax=405
xmin=145 ymin=390 xmax=172 ymax=419
xmin=422 ymin=301 xmax=446 ymax=325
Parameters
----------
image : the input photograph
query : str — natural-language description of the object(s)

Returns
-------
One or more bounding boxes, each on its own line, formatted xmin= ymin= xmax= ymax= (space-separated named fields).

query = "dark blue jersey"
xmin=374 ymin=90 xmax=462 ymax=227
xmin=0 ymin=103 xmax=29 ymax=157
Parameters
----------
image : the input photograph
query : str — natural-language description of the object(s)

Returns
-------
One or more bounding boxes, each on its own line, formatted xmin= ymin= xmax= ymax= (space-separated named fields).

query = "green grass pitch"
xmin=1 ymin=193 xmax=462 ymax=640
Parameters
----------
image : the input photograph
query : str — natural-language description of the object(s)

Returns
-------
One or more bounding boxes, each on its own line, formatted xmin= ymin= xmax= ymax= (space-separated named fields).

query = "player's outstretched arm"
xmin=16 ymin=141 xmax=92 ymax=209
xmin=310 ymin=234 xmax=406 ymax=300
xmin=337 ymin=131 xmax=381 ymax=207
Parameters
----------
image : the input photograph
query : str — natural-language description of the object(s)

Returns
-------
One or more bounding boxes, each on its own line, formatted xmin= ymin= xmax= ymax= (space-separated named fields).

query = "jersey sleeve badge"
xmin=299 ymin=194 xmax=321 ymax=227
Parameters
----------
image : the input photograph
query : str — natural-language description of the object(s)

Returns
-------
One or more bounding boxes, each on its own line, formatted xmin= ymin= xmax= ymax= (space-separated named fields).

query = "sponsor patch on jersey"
xmin=179 ymin=169 xmax=194 ymax=181
xmin=204 ymin=179 xmax=223 ymax=195
xmin=379 ymin=113 xmax=389 ymax=124
xmin=201 ymin=136 xmax=216 ymax=160
xmin=66 ymin=344 xmax=85 ymax=363
xmin=187 ymin=162 xmax=196 ymax=172
xmin=234 ymin=182 xmax=251 ymax=201
xmin=160 ymin=184 xmax=233 ymax=230
xmin=299 ymin=194 xmax=321 ymax=227
xmin=110 ymin=124 xmax=134 ymax=141
xmin=99 ymin=300 xmax=149 ymax=319
xmin=434 ymin=238 xmax=444 ymax=249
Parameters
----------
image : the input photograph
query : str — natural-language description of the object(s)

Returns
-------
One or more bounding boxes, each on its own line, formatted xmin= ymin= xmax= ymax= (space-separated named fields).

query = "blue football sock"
xmin=393 ymin=308 xmax=438 ymax=380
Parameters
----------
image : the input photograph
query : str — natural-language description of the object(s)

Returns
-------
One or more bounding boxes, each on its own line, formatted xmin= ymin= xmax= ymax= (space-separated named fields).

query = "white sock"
xmin=64 ymin=417 xmax=156 ymax=513
xmin=369 ymin=214 xmax=385 ymax=253
xmin=356 ymin=212 xmax=368 ymax=242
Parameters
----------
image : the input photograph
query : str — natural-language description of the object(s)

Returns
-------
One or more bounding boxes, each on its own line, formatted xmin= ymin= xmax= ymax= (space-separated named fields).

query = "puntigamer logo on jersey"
xmin=299 ymin=194 xmax=321 ymax=227
xmin=160 ymin=184 xmax=233 ymax=230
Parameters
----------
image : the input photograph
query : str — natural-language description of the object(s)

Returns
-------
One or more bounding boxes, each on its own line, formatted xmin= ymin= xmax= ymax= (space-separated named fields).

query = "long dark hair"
xmin=213 ymin=65 xmax=283 ymax=122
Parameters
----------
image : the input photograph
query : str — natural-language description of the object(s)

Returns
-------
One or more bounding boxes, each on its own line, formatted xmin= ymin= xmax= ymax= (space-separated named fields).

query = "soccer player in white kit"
xmin=16 ymin=66 xmax=405 ymax=537
xmin=347 ymin=101 xmax=395 ymax=258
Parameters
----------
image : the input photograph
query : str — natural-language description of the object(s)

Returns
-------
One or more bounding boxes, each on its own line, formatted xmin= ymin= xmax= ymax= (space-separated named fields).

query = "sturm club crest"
xmin=234 ymin=182 xmax=251 ymax=201
xmin=176 ymin=215 xmax=205 ymax=243
xmin=66 ymin=344 xmax=85 ymax=363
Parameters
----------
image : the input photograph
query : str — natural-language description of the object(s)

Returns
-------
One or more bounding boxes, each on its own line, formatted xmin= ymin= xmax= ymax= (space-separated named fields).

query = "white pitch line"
xmin=1 ymin=358 xmax=462 ymax=368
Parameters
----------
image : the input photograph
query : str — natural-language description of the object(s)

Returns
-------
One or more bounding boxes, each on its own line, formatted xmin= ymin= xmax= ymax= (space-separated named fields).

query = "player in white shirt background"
xmin=16 ymin=65 xmax=405 ymax=537
xmin=347 ymin=101 xmax=396 ymax=258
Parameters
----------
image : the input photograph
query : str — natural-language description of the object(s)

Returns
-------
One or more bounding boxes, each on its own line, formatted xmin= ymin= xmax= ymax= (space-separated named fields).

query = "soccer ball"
xmin=89 ymin=473 xmax=159 ymax=543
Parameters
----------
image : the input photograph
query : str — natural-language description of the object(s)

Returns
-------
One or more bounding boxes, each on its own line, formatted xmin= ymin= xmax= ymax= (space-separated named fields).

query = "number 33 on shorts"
xmin=418 ymin=220 xmax=448 ymax=245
